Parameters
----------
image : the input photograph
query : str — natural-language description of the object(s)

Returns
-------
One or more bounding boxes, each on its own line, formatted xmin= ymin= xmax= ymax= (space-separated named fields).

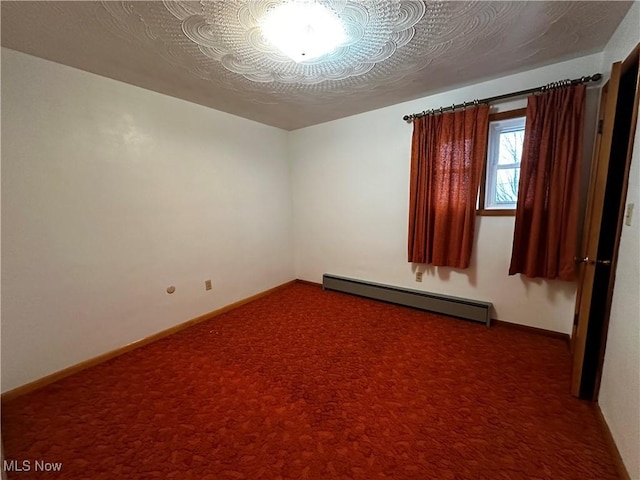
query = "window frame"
xmin=477 ymin=108 xmax=527 ymax=216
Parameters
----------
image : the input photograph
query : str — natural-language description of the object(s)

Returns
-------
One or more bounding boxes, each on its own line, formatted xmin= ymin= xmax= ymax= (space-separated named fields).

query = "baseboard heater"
xmin=322 ymin=274 xmax=492 ymax=326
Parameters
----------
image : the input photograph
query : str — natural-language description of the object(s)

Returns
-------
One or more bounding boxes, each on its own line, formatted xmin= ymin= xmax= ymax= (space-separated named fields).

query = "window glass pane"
xmin=498 ymin=129 xmax=524 ymax=165
xmin=482 ymin=114 xmax=526 ymax=211
xmin=495 ymin=168 xmax=520 ymax=203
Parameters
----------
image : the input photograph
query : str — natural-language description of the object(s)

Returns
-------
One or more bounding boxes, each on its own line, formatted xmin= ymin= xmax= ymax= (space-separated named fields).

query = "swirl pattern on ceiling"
xmin=179 ymin=1 xmax=428 ymax=84
xmin=98 ymin=1 xmax=452 ymax=97
xmin=2 ymin=1 xmax=630 ymax=129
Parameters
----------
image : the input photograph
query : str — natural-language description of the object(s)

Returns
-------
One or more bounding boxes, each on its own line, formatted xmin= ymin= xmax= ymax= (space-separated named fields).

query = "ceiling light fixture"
xmin=260 ymin=2 xmax=346 ymax=63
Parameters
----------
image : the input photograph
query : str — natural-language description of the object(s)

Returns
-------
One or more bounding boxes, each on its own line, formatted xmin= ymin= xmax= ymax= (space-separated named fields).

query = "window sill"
xmin=477 ymin=209 xmax=516 ymax=217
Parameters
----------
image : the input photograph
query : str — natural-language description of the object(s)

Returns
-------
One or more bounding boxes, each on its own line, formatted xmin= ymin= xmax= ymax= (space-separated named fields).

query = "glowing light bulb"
xmin=260 ymin=2 xmax=346 ymax=62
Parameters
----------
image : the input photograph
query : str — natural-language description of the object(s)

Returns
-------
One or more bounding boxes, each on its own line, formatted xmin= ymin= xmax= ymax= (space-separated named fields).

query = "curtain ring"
xmin=474 ymin=99 xmax=479 ymax=106
xmin=439 ymin=107 xmax=443 ymax=114
xmin=452 ymin=104 xmax=456 ymax=111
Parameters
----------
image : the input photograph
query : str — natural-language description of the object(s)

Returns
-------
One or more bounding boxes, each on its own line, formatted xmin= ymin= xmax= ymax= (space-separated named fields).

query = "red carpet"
xmin=2 ymin=283 xmax=618 ymax=479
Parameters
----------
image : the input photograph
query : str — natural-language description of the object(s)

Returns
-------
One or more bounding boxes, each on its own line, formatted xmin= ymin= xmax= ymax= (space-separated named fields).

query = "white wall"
xmin=1 ymin=48 xmax=294 ymax=393
xmin=598 ymin=3 xmax=640 ymax=478
xmin=290 ymin=53 xmax=603 ymax=334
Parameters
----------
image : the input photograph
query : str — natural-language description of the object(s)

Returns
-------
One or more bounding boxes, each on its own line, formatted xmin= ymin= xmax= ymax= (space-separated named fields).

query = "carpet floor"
xmin=2 ymin=283 xmax=618 ymax=479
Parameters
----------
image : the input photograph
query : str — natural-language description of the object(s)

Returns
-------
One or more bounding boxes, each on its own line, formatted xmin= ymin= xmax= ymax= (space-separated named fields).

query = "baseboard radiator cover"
xmin=322 ymin=274 xmax=492 ymax=326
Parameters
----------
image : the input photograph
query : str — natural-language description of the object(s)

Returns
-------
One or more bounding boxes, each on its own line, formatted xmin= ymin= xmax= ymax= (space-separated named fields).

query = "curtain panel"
xmin=408 ymin=105 xmax=489 ymax=268
xmin=509 ymin=84 xmax=586 ymax=281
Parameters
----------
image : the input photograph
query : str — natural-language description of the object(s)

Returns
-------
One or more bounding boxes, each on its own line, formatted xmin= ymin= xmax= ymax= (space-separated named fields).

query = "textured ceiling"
xmin=1 ymin=1 xmax=633 ymax=130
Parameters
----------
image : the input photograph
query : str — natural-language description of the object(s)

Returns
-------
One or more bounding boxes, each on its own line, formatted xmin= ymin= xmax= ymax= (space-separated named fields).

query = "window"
xmin=478 ymin=108 xmax=526 ymax=215
xmin=486 ymin=116 xmax=525 ymax=208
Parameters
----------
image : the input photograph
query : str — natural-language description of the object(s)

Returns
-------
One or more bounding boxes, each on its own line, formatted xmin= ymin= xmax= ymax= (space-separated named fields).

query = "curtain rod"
xmin=403 ymin=73 xmax=602 ymax=122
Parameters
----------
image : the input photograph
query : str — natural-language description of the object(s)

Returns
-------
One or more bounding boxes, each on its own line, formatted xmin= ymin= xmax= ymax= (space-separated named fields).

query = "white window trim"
xmin=485 ymin=116 xmax=526 ymax=210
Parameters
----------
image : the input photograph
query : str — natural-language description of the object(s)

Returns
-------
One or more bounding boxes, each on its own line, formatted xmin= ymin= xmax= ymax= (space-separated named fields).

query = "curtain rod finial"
xmin=592 ymin=73 xmax=603 ymax=82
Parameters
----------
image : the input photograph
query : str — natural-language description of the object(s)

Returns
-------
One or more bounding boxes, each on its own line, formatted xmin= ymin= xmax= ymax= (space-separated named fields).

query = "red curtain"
xmin=509 ymin=85 xmax=586 ymax=280
xmin=408 ymin=106 xmax=489 ymax=268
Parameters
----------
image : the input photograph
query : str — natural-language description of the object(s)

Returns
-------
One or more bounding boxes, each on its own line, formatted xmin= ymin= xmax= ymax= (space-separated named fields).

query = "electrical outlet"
xmin=625 ymin=203 xmax=635 ymax=226
xmin=416 ymin=271 xmax=423 ymax=282
xmin=205 ymin=280 xmax=212 ymax=291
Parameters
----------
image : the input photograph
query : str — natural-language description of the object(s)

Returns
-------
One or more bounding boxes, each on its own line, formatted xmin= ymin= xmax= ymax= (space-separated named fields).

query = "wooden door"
xmin=572 ymin=46 xmax=640 ymax=399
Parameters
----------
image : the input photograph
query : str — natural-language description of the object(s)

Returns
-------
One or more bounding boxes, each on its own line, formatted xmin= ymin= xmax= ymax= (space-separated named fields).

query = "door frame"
xmin=593 ymin=44 xmax=640 ymax=400
xmin=571 ymin=43 xmax=640 ymax=399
